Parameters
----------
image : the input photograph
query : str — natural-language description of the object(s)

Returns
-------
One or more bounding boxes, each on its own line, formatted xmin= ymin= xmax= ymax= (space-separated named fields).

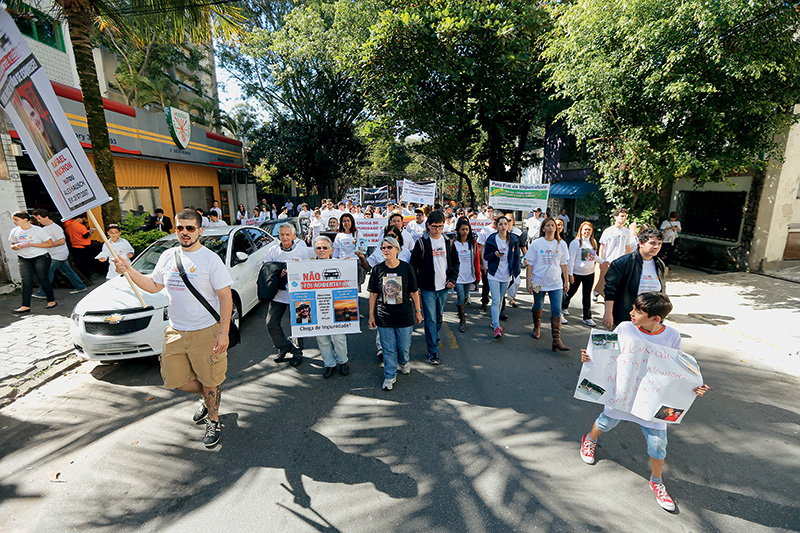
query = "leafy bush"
xmin=119 ymin=212 xmax=167 ymax=256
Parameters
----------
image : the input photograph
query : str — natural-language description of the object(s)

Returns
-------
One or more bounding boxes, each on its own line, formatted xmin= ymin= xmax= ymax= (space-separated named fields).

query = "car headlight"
xmin=71 ymin=313 xmax=80 ymax=326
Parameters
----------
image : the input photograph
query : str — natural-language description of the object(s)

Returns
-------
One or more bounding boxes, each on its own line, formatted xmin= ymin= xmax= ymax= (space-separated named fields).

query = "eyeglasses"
xmin=380 ymin=246 xmax=396 ymax=250
xmin=429 ymin=224 xmax=444 ymax=229
xmin=315 ymin=246 xmax=330 ymax=250
xmin=175 ymin=225 xmax=198 ymax=232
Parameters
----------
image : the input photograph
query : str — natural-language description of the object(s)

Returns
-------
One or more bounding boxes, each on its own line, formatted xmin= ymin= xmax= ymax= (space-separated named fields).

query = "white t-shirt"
xmin=405 ymin=220 xmax=426 ymax=242
xmin=151 ymin=246 xmax=233 ymax=331
xmin=568 ymin=238 xmax=597 ymax=276
xmin=236 ymin=210 xmax=248 ymax=223
xmin=299 ymin=209 xmax=312 ymax=219
xmin=604 ymin=321 xmax=681 ymax=430
xmin=9 ymin=225 xmax=51 ymax=259
xmin=524 ymin=237 xmax=568 ymax=291
xmin=558 ymin=213 xmax=570 ymax=230
xmin=454 ymin=240 xmax=475 ymax=284
xmin=262 ymin=238 xmax=314 ymax=304
xmin=488 ymin=237 xmax=511 ymax=283
xmin=277 ymin=213 xmax=288 ymax=219
xmin=638 ymin=259 xmax=662 ymax=293
xmin=210 ymin=207 xmax=222 ymax=218
xmin=599 ymin=225 xmax=632 ymax=263
xmin=333 ymin=233 xmax=357 ymax=259
xmin=96 ymin=237 xmax=135 ymax=279
xmin=477 ymin=225 xmax=497 ymax=246
xmin=430 ymin=235 xmax=448 ymax=291
xmin=207 ymin=219 xmax=228 ymax=227
xmin=40 ymin=222 xmax=69 ymax=261
xmin=525 ymin=217 xmax=542 ymax=240
xmin=322 ymin=209 xmax=342 ymax=227
xmin=660 ymin=219 xmax=682 ymax=244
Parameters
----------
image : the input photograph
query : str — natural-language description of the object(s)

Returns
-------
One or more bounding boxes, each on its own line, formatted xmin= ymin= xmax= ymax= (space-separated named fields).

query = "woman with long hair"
xmin=333 ymin=213 xmax=358 ymax=259
xmin=235 ymin=204 xmax=247 ymax=225
xmin=525 ymin=217 xmax=570 ymax=351
xmin=483 ymin=216 xmax=521 ymax=339
xmin=9 ymin=211 xmax=56 ymax=313
xmin=564 ymin=221 xmax=598 ymax=327
xmin=453 ymin=216 xmax=481 ymax=332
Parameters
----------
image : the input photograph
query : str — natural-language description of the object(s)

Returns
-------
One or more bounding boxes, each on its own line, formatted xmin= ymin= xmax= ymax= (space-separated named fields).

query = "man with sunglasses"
xmin=114 ymin=209 xmax=233 ymax=449
xmin=410 ymin=210 xmax=459 ymax=365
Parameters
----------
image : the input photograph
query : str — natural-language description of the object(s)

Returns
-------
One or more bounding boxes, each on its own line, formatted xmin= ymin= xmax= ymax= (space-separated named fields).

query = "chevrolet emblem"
xmin=104 ymin=314 xmax=124 ymax=324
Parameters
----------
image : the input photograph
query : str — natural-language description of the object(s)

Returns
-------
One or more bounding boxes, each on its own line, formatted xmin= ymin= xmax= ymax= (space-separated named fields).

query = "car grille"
xmin=84 ymin=316 xmax=152 ymax=336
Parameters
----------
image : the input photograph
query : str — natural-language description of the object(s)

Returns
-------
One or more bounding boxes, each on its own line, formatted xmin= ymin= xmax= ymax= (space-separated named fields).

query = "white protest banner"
xmin=287 ymin=259 xmax=361 ymax=338
xmin=574 ymin=329 xmax=703 ymax=424
xmin=356 ymin=217 xmax=387 ymax=247
xmin=401 ymin=179 xmax=436 ymax=205
xmin=0 ymin=9 xmax=110 ymax=220
xmin=489 ymin=181 xmax=549 ymax=213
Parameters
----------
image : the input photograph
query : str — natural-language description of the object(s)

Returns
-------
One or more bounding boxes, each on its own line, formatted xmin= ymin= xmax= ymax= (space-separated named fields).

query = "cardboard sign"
xmin=574 ymin=329 xmax=704 ymax=424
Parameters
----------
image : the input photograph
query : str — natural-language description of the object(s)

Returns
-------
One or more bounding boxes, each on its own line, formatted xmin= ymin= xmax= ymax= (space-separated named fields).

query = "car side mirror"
xmin=235 ymin=251 xmax=248 ymax=263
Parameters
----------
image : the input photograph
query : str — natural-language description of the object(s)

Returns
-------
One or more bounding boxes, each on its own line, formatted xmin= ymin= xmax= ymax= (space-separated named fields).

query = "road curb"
xmin=0 ymin=352 xmax=82 ymax=408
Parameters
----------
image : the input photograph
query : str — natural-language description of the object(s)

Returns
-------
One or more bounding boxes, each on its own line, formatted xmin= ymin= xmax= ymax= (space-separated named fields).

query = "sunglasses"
xmin=315 ymin=246 xmax=330 ymax=250
xmin=380 ymin=245 xmax=396 ymax=250
xmin=175 ymin=225 xmax=198 ymax=232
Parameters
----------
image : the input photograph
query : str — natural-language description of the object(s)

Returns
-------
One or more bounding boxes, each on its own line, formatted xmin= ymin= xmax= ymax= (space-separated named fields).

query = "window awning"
xmin=548 ymin=180 xmax=600 ymax=198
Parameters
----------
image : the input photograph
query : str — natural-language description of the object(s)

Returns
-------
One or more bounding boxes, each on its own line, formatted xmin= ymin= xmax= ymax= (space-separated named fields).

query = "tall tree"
xmin=11 ymin=0 xmax=242 ymax=225
xmin=358 ymin=0 xmax=552 ymax=194
xmin=544 ymin=0 xmax=800 ymax=220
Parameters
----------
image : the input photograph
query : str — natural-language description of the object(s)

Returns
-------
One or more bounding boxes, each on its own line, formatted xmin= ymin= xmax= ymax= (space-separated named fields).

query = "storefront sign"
xmin=287 ymin=259 xmax=361 ymax=338
xmin=0 ymin=9 xmax=110 ymax=219
xmin=574 ymin=330 xmax=704 ymax=424
xmin=165 ymin=106 xmax=191 ymax=149
xmin=489 ymin=181 xmax=549 ymax=212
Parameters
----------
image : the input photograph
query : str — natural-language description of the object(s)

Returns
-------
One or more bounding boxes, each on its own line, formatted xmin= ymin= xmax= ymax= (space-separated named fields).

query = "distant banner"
xmin=345 ymin=187 xmax=361 ymax=205
xmin=287 ymin=259 xmax=361 ymax=338
xmin=574 ymin=329 xmax=704 ymax=424
xmin=0 ymin=9 xmax=110 ymax=220
xmin=355 ymin=217 xmax=387 ymax=247
xmin=401 ymin=179 xmax=436 ymax=205
xmin=362 ymin=186 xmax=389 ymax=206
xmin=489 ymin=181 xmax=548 ymax=212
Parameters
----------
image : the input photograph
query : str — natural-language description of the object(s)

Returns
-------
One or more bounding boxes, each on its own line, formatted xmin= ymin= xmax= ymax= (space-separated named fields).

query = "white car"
xmin=70 ymin=225 xmax=275 ymax=361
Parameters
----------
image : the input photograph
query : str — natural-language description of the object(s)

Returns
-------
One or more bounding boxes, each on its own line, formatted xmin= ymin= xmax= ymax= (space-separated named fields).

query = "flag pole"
xmin=86 ymin=210 xmax=148 ymax=308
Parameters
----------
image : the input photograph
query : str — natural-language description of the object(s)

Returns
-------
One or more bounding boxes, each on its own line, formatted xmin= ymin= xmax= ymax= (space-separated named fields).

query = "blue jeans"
xmin=420 ymin=289 xmax=448 ymax=356
xmin=454 ymin=283 xmax=471 ymax=305
xmin=317 ymin=334 xmax=348 ymax=367
xmin=488 ymin=279 xmax=510 ymax=328
xmin=533 ymin=288 xmax=563 ymax=317
xmin=35 ymin=258 xmax=86 ymax=296
xmin=378 ymin=326 xmax=412 ymax=379
xmin=595 ymin=412 xmax=668 ymax=460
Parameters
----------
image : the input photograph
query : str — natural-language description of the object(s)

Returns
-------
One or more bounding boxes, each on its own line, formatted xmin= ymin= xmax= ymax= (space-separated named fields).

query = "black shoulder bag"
xmin=174 ymin=251 xmax=240 ymax=348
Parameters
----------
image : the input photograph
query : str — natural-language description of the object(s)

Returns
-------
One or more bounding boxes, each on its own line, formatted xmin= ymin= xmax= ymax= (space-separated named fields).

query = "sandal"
xmin=13 ymin=307 xmax=30 ymax=314
xmin=46 ymin=302 xmax=58 ymax=309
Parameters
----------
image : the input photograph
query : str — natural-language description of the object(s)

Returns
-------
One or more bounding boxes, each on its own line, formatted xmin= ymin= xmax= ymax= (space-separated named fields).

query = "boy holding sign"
xmin=578 ymin=292 xmax=710 ymax=511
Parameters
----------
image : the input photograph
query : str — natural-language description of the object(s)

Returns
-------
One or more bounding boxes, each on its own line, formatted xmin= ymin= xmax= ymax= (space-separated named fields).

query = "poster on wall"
xmin=573 ymin=329 xmax=704 ymax=424
xmin=401 ymin=179 xmax=436 ymax=205
xmin=287 ymin=259 xmax=361 ymax=338
xmin=0 ymin=9 xmax=110 ymax=220
xmin=489 ymin=181 xmax=549 ymax=213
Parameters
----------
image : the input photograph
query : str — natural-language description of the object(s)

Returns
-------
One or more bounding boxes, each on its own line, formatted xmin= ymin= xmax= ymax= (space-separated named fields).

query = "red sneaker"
xmin=580 ymin=433 xmax=596 ymax=464
xmin=650 ymin=481 xmax=676 ymax=511
xmin=493 ymin=327 xmax=502 ymax=338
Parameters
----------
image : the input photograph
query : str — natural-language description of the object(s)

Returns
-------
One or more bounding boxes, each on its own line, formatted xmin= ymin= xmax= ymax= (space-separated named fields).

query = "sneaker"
xmin=580 ymin=433 xmax=596 ymax=465
xmin=382 ymin=377 xmax=396 ymax=391
xmin=69 ymin=287 xmax=88 ymax=294
xmin=427 ymin=355 xmax=440 ymax=365
xmin=581 ymin=318 xmax=597 ymax=327
xmin=649 ymin=481 xmax=676 ymax=511
xmin=274 ymin=351 xmax=289 ymax=363
xmin=499 ymin=312 xmax=508 ymax=321
xmin=563 ymin=308 xmax=570 ymax=316
xmin=493 ymin=327 xmax=502 ymax=339
xmin=339 ymin=363 xmax=350 ymax=376
xmin=204 ymin=419 xmax=221 ymax=448
xmin=561 ymin=314 xmax=569 ymax=324
xmin=323 ymin=366 xmax=336 ymax=378
xmin=193 ymin=399 xmax=208 ymax=425
xmin=398 ymin=363 xmax=410 ymax=375
xmin=32 ymin=293 xmax=46 ymax=299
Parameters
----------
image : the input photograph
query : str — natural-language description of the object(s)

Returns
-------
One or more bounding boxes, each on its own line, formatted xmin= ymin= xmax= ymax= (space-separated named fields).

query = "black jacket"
xmin=410 ymin=234 xmax=459 ymax=291
xmin=257 ymin=261 xmax=287 ymax=301
xmin=604 ymin=250 xmax=666 ymax=326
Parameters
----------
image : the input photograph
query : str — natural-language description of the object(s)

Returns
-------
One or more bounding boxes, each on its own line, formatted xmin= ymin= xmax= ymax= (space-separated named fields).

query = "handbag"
xmin=174 ymin=251 xmax=240 ymax=348
xmin=530 ymin=243 xmax=559 ymax=293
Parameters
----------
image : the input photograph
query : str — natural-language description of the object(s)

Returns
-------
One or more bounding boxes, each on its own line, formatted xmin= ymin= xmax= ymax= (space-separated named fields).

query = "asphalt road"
xmin=1 ymin=290 xmax=798 ymax=532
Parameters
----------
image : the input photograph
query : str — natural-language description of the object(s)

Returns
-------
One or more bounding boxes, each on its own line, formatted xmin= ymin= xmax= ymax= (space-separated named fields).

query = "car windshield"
xmin=132 ymin=235 xmax=229 ymax=274
xmin=262 ymin=219 xmax=298 ymax=237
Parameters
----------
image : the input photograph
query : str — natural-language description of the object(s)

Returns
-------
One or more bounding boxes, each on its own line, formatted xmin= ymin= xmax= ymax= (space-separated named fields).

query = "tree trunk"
xmin=65 ymin=7 xmax=121 ymax=226
xmin=737 ymin=164 xmax=766 ymax=271
xmin=443 ymin=160 xmax=475 ymax=207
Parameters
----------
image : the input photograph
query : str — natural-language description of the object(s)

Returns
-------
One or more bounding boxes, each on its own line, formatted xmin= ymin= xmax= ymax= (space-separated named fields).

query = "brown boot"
xmin=551 ymin=316 xmax=570 ymax=352
xmin=532 ymin=309 xmax=542 ymax=339
xmin=457 ymin=304 xmax=466 ymax=333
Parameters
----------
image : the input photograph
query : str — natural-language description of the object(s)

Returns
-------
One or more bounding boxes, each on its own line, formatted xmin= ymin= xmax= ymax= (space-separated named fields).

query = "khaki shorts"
xmin=160 ymin=323 xmax=227 ymax=389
